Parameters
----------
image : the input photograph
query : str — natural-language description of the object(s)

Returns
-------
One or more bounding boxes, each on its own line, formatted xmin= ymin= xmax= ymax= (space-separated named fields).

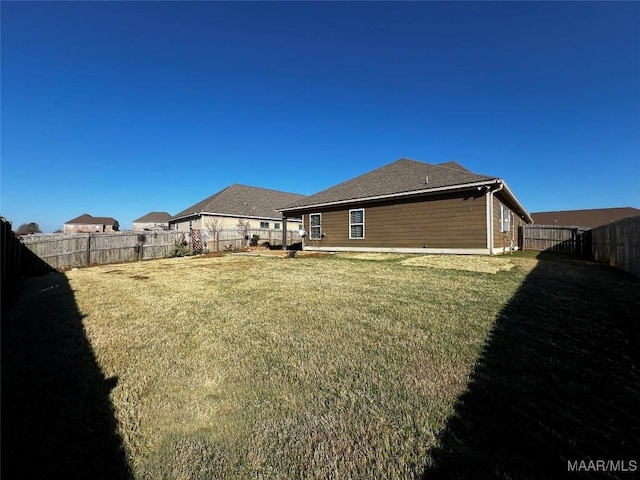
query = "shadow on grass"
xmin=1 ymin=273 xmax=132 ymax=479
xmin=423 ymin=252 xmax=640 ymax=479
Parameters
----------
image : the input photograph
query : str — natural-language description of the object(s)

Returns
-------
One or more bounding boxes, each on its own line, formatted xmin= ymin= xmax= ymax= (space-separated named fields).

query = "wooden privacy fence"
xmin=590 ymin=215 xmax=640 ymax=278
xmin=21 ymin=231 xmax=189 ymax=270
xmin=521 ymin=225 xmax=590 ymax=255
xmin=19 ymin=228 xmax=303 ymax=270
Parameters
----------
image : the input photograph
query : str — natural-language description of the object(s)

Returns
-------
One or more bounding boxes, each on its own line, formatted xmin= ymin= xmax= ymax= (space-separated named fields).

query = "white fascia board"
xmin=495 ymin=181 xmax=533 ymax=223
xmin=302 ymin=246 xmax=492 ymax=255
xmin=277 ymin=180 xmax=498 ymax=213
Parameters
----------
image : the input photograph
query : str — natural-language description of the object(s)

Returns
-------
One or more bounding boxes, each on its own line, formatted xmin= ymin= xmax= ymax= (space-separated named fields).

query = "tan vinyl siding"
xmin=493 ymin=200 xmax=521 ymax=252
xmin=63 ymin=223 xmax=114 ymax=234
xmin=303 ymin=192 xmax=487 ymax=249
xmin=172 ymin=215 xmax=301 ymax=233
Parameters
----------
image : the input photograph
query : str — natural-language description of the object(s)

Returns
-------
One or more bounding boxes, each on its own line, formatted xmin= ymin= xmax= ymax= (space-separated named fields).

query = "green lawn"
xmin=2 ymin=251 xmax=638 ymax=479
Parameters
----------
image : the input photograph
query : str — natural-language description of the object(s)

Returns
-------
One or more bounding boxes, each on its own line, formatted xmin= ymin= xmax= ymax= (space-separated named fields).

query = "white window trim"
xmin=499 ymin=204 xmax=511 ymax=233
xmin=309 ymin=213 xmax=322 ymax=240
xmin=349 ymin=208 xmax=365 ymax=239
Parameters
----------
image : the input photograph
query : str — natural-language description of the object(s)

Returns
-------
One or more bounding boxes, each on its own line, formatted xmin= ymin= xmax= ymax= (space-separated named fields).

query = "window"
xmin=499 ymin=204 xmax=511 ymax=232
xmin=309 ymin=213 xmax=322 ymax=240
xmin=274 ymin=222 xmax=281 ymax=229
xmin=349 ymin=209 xmax=365 ymax=239
xmin=260 ymin=221 xmax=269 ymax=229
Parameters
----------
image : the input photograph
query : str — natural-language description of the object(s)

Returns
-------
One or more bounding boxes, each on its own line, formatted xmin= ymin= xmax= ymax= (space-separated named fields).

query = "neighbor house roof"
xmin=65 ymin=214 xmax=118 ymax=225
xmin=133 ymin=211 xmax=172 ymax=223
xmin=171 ymin=184 xmax=305 ymax=222
xmin=531 ymin=207 xmax=640 ymax=228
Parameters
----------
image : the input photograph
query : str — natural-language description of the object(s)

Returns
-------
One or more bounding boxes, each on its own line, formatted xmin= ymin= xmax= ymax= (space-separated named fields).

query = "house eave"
xmin=496 ymin=181 xmax=533 ymax=223
xmin=278 ymin=180 xmax=499 ymax=214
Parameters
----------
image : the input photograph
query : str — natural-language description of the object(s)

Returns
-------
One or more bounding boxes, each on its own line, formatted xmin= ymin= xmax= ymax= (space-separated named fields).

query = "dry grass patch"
xmin=335 ymin=252 xmax=406 ymax=262
xmin=401 ymin=254 xmax=515 ymax=274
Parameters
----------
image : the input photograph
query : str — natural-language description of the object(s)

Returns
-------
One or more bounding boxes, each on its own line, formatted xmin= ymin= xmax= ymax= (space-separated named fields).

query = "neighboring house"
xmin=64 ymin=214 xmax=119 ymax=234
xmin=169 ymin=184 xmax=305 ymax=233
xmin=132 ymin=211 xmax=172 ymax=231
xmin=531 ymin=207 xmax=640 ymax=229
xmin=279 ymin=158 xmax=533 ymax=255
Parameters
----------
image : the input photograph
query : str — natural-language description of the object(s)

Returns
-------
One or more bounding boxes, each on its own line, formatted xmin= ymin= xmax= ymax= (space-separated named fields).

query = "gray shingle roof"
xmin=172 ymin=184 xmax=305 ymax=220
xmin=281 ymin=158 xmax=496 ymax=210
xmin=65 ymin=213 xmax=118 ymax=225
xmin=133 ymin=212 xmax=172 ymax=223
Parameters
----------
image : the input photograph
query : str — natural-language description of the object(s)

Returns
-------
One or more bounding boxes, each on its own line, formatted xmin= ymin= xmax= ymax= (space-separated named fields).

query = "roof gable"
xmin=133 ymin=212 xmax=172 ymax=223
xmin=65 ymin=214 xmax=117 ymax=225
xmin=282 ymin=158 xmax=496 ymax=210
xmin=172 ymin=184 xmax=305 ymax=220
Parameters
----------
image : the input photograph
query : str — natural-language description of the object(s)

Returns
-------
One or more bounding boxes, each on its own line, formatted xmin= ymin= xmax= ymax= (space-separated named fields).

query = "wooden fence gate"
xmin=521 ymin=225 xmax=590 ymax=255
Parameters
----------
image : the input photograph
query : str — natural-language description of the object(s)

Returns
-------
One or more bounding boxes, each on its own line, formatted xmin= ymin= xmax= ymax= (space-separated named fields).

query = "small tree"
xmin=166 ymin=233 xmax=190 ymax=257
xmin=16 ymin=222 xmax=41 ymax=235
xmin=237 ymin=219 xmax=251 ymax=248
xmin=204 ymin=218 xmax=222 ymax=253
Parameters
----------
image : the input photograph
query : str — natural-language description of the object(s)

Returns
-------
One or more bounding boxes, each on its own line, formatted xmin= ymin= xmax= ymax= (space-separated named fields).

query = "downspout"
xmin=301 ymin=214 xmax=306 ymax=250
xmin=488 ymin=181 xmax=504 ymax=255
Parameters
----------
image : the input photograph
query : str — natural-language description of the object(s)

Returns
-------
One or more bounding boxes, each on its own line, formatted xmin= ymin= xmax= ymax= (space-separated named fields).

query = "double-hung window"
xmin=260 ymin=221 xmax=269 ymax=229
xmin=499 ymin=204 xmax=511 ymax=232
xmin=309 ymin=213 xmax=322 ymax=240
xmin=349 ymin=209 xmax=365 ymax=239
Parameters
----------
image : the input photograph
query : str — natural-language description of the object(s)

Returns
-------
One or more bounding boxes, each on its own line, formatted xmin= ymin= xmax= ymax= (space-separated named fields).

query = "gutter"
xmin=487 ymin=181 xmax=504 ymax=255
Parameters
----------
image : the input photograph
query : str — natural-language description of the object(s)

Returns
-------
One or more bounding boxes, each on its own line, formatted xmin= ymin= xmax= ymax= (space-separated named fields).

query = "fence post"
xmin=86 ymin=235 xmax=92 ymax=266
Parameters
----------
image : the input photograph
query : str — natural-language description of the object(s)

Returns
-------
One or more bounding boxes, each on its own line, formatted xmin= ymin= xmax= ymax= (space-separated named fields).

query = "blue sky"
xmin=2 ymin=1 xmax=638 ymax=232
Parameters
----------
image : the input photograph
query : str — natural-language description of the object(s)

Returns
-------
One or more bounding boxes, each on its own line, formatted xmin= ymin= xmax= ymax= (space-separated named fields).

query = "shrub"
xmin=166 ymin=234 xmax=190 ymax=258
